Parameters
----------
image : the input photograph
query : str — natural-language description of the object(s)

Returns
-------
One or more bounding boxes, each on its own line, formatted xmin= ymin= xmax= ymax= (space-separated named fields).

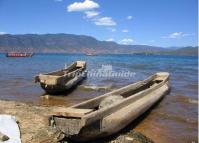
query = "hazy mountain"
xmin=158 ymin=46 xmax=198 ymax=56
xmin=0 ymin=34 xmax=166 ymax=53
xmin=0 ymin=33 xmax=197 ymax=56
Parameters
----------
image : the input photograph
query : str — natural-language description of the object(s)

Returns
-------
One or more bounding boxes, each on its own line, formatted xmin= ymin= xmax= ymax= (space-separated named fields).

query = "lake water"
xmin=0 ymin=53 xmax=198 ymax=142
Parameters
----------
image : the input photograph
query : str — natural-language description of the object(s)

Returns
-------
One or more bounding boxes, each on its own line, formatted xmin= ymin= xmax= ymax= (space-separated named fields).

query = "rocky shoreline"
xmin=0 ymin=100 xmax=154 ymax=143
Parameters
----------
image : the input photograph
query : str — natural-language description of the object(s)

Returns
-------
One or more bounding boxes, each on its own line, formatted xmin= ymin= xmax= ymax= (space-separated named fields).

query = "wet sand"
xmin=134 ymin=95 xmax=198 ymax=143
xmin=0 ymin=100 xmax=58 ymax=143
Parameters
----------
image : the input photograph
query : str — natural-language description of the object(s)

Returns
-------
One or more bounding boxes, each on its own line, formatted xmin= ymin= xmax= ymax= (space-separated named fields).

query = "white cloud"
xmin=106 ymin=38 xmax=114 ymax=42
xmin=54 ymin=0 xmax=63 ymax=2
xmin=0 ymin=32 xmax=7 ymax=35
xmin=119 ymin=38 xmax=134 ymax=45
xmin=162 ymin=32 xmax=193 ymax=39
xmin=127 ymin=15 xmax=133 ymax=20
xmin=107 ymin=28 xmax=116 ymax=32
xmin=85 ymin=11 xmax=99 ymax=18
xmin=110 ymin=28 xmax=116 ymax=32
xmin=94 ymin=17 xmax=116 ymax=26
xmin=67 ymin=0 xmax=99 ymax=12
xmin=67 ymin=0 xmax=117 ymax=28
xmin=122 ymin=29 xmax=129 ymax=33
xmin=149 ymin=40 xmax=155 ymax=43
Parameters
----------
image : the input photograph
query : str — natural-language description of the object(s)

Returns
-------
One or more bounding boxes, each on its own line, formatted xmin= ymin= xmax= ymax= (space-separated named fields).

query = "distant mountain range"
xmin=158 ymin=47 xmax=198 ymax=56
xmin=0 ymin=34 xmax=197 ymax=56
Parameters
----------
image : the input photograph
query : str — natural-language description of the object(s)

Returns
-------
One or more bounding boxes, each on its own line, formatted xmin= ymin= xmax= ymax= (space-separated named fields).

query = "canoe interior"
xmin=52 ymin=73 xmax=169 ymax=118
xmin=44 ymin=61 xmax=86 ymax=76
xmin=35 ymin=61 xmax=86 ymax=85
xmin=71 ymin=73 xmax=168 ymax=111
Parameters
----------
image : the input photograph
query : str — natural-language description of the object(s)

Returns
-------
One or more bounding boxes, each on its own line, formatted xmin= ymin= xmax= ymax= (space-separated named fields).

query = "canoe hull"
xmin=52 ymin=72 xmax=170 ymax=141
xmin=35 ymin=61 xmax=86 ymax=94
xmin=54 ymin=84 xmax=170 ymax=141
xmin=71 ymin=83 xmax=169 ymax=141
xmin=40 ymin=73 xmax=86 ymax=94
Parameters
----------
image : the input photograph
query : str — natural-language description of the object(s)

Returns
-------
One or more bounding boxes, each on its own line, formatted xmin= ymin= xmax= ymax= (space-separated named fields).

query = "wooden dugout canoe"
xmin=35 ymin=61 xmax=87 ymax=94
xmin=50 ymin=72 xmax=170 ymax=141
xmin=6 ymin=52 xmax=34 ymax=57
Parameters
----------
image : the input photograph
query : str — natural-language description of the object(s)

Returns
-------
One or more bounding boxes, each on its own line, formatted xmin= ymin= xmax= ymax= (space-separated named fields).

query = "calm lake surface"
xmin=0 ymin=53 xmax=198 ymax=142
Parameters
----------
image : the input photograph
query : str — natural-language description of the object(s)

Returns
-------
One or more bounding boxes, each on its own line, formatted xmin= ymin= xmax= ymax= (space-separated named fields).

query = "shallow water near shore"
xmin=0 ymin=53 xmax=198 ymax=142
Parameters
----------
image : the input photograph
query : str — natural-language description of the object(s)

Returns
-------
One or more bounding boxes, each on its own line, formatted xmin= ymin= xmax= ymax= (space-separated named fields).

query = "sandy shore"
xmin=0 ymin=99 xmax=157 ymax=143
xmin=0 ymin=100 xmax=60 ymax=143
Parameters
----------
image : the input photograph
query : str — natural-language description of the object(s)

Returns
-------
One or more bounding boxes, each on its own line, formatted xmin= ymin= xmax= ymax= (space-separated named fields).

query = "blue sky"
xmin=0 ymin=0 xmax=197 ymax=47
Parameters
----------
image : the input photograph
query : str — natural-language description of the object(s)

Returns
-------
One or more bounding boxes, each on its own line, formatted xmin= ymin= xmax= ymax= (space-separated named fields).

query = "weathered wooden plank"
xmin=53 ymin=107 xmax=94 ymax=117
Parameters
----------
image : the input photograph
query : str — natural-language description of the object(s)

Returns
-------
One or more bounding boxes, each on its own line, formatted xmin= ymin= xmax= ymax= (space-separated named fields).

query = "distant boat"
xmin=35 ymin=61 xmax=87 ymax=94
xmin=86 ymin=53 xmax=95 ymax=56
xmin=6 ymin=52 xmax=34 ymax=57
xmin=133 ymin=52 xmax=154 ymax=55
xmin=85 ymin=52 xmax=96 ymax=56
xmin=49 ymin=72 xmax=170 ymax=142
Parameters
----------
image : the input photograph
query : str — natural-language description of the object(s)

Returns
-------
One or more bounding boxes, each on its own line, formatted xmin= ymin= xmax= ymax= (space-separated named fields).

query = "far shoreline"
xmin=0 ymin=52 xmax=198 ymax=57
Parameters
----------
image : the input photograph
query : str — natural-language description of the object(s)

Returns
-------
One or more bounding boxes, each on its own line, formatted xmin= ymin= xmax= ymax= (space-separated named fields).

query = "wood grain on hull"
xmin=51 ymin=72 xmax=170 ymax=141
xmin=41 ymin=75 xmax=86 ymax=94
xmin=35 ymin=61 xmax=86 ymax=94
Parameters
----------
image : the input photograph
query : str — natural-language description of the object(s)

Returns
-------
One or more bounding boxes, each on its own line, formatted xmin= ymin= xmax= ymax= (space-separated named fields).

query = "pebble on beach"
xmin=61 ymin=130 xmax=154 ymax=143
xmin=105 ymin=131 xmax=154 ymax=143
xmin=0 ymin=132 xmax=9 ymax=142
